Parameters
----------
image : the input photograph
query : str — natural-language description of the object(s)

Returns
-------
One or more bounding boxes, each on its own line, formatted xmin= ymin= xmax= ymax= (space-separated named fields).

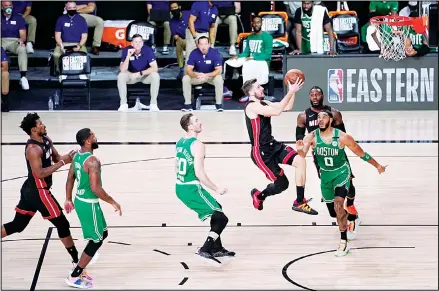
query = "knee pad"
xmin=325 ymin=202 xmax=337 ymax=218
xmin=210 ymin=211 xmax=228 ymax=234
xmin=3 ymin=213 xmax=32 ymax=235
xmin=334 ymin=186 xmax=348 ymax=199
xmin=347 ymin=182 xmax=356 ymax=198
xmin=84 ymin=239 xmax=103 ymax=257
xmin=49 ymin=214 xmax=71 ymax=238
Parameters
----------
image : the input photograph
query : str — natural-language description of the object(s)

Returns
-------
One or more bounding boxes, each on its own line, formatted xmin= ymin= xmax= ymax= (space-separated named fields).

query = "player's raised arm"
xmin=340 ymin=132 xmax=387 ymax=174
xmin=26 ymin=145 xmax=69 ymax=179
xmin=296 ymin=112 xmax=307 ymax=140
xmin=86 ymin=156 xmax=122 ymax=215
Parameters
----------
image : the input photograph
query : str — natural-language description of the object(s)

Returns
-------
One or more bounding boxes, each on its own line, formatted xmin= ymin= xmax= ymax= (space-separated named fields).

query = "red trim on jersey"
xmin=282 ymin=150 xmax=296 ymax=165
xmin=250 ymin=117 xmax=277 ymax=182
xmin=15 ymin=207 xmax=35 ymax=216
xmin=32 ymin=172 xmax=61 ymax=219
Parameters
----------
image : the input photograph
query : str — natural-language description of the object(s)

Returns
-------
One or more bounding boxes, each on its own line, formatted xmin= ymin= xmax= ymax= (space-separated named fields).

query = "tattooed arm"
xmin=85 ymin=156 xmax=122 ymax=215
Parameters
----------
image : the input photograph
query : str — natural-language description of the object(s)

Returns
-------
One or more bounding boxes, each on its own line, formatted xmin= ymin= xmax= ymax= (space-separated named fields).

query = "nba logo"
xmin=327 ymin=69 xmax=343 ymax=103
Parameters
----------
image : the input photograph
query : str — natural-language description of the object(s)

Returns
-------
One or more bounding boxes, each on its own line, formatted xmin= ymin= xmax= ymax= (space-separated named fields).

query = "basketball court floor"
xmin=1 ymin=110 xmax=438 ymax=290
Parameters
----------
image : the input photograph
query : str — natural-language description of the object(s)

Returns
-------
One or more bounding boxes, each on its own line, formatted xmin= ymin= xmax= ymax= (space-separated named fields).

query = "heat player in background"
xmin=296 ymin=86 xmax=361 ymax=240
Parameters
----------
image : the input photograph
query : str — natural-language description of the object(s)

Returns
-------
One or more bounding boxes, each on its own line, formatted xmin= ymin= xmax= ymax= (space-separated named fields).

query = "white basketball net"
xmin=372 ymin=19 xmax=411 ymax=62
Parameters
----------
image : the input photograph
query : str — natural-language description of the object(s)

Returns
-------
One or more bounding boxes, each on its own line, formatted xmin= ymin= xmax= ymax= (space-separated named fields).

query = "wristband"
xmin=361 ymin=152 xmax=371 ymax=162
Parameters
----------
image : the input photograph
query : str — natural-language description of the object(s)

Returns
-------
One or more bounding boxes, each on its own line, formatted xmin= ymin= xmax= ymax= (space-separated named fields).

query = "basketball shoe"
xmin=65 ymin=274 xmax=93 ymax=289
xmin=292 ymin=198 xmax=318 ymax=215
xmin=334 ymin=239 xmax=350 ymax=257
xmin=250 ymin=188 xmax=264 ymax=210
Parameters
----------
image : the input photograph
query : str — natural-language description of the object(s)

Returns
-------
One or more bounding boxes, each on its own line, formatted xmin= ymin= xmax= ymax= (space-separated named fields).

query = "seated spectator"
xmin=54 ymin=1 xmax=88 ymax=75
xmin=75 ymin=1 xmax=104 ymax=55
xmin=213 ymin=1 xmax=241 ymax=55
xmin=146 ymin=1 xmax=171 ymax=55
xmin=1 ymin=47 xmax=9 ymax=112
xmin=226 ymin=16 xmax=272 ymax=102
xmin=361 ymin=1 xmax=398 ymax=48
xmin=1 ymin=1 xmax=29 ymax=90
xmin=182 ymin=36 xmax=223 ymax=112
xmin=186 ymin=1 xmax=218 ymax=65
xmin=283 ymin=1 xmax=301 ymax=50
xmin=117 ymin=34 xmax=160 ymax=112
xmin=399 ymin=1 xmax=430 ymax=57
xmin=290 ymin=1 xmax=336 ymax=56
xmin=12 ymin=1 xmax=36 ymax=54
xmin=169 ymin=1 xmax=190 ymax=79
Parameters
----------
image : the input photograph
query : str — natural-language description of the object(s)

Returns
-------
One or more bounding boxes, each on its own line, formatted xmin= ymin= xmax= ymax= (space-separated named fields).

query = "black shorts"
xmin=250 ymin=142 xmax=298 ymax=182
xmin=15 ymin=185 xmax=63 ymax=220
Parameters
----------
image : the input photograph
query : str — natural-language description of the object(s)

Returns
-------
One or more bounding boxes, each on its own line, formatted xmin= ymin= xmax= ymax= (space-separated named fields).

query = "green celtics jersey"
xmin=73 ymin=151 xmax=99 ymax=199
xmin=408 ymin=27 xmax=425 ymax=50
xmin=313 ymin=128 xmax=348 ymax=171
xmin=300 ymin=11 xmax=312 ymax=54
xmin=175 ymin=137 xmax=198 ymax=184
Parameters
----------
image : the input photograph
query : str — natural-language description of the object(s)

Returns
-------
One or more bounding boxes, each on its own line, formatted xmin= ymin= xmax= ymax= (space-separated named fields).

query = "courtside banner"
xmin=283 ymin=54 xmax=438 ymax=111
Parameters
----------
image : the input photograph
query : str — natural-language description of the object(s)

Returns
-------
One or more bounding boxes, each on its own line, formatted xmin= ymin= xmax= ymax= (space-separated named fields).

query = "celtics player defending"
xmin=297 ymin=110 xmax=386 ymax=256
xmin=64 ymin=128 xmax=122 ymax=288
xmin=176 ymin=113 xmax=234 ymax=264
xmin=296 ymin=86 xmax=361 ymax=240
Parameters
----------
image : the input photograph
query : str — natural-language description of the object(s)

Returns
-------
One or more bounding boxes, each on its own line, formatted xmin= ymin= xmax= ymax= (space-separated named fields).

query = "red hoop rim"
xmin=370 ymin=15 xmax=425 ymax=34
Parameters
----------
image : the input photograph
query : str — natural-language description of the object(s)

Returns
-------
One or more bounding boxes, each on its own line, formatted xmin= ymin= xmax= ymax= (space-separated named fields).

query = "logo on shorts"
xmin=327 ymin=69 xmax=343 ymax=103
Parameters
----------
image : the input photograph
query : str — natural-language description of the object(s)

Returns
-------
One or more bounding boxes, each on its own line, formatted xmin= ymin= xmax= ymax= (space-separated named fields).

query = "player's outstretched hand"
xmin=112 ymin=201 xmax=122 ymax=216
xmin=287 ymin=78 xmax=304 ymax=94
xmin=61 ymin=150 xmax=76 ymax=165
xmin=216 ymin=187 xmax=228 ymax=195
xmin=64 ymin=199 xmax=74 ymax=214
xmin=377 ymin=164 xmax=387 ymax=174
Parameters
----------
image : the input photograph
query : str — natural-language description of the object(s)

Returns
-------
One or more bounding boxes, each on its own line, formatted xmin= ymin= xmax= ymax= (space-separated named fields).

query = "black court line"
xmin=153 ymin=249 xmax=171 ymax=256
xmin=178 ymin=277 xmax=189 ymax=286
xmin=2 ymin=237 xmax=78 ymax=243
xmin=30 ymin=227 xmax=53 ymax=291
xmin=64 ymin=224 xmax=438 ymax=228
xmin=1 ymin=139 xmax=438 ymax=146
xmin=1 ymin=155 xmax=437 ymax=183
xmin=107 ymin=241 xmax=131 ymax=246
xmin=282 ymin=246 xmax=416 ymax=291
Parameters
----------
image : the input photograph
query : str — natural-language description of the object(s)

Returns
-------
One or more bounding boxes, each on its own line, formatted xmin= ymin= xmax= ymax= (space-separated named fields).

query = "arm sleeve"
xmin=187 ymin=51 xmax=196 ymax=66
xmin=296 ymin=126 xmax=306 ymax=140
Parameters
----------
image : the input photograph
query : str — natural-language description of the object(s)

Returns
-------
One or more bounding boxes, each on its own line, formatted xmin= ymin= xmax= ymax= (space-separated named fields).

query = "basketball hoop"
xmin=370 ymin=16 xmax=425 ymax=61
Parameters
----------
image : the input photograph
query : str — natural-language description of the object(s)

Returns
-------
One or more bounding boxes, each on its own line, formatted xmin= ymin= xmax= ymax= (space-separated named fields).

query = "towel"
xmin=310 ymin=5 xmax=328 ymax=54
xmin=242 ymin=60 xmax=269 ymax=85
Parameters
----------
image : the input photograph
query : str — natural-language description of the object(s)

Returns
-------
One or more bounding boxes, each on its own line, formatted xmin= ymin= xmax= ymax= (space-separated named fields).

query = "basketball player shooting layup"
xmin=297 ymin=109 xmax=387 ymax=256
xmin=176 ymin=113 xmax=235 ymax=265
xmin=64 ymin=128 xmax=122 ymax=289
xmin=1 ymin=113 xmax=80 ymax=266
xmin=242 ymin=78 xmax=318 ymax=215
xmin=296 ymin=86 xmax=361 ymax=240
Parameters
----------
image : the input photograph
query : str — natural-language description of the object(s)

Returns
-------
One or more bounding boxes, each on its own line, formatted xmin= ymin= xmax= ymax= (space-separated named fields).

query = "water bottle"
xmin=135 ymin=97 xmax=141 ymax=110
xmin=54 ymin=90 xmax=60 ymax=109
xmin=48 ymin=97 xmax=54 ymax=111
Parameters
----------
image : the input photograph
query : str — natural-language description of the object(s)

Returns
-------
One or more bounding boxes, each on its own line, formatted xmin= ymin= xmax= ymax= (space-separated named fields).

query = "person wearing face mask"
xmin=290 ymin=1 xmax=336 ymax=56
xmin=169 ymin=1 xmax=190 ymax=79
xmin=117 ymin=34 xmax=161 ymax=112
xmin=12 ymin=1 xmax=36 ymax=54
xmin=74 ymin=1 xmax=104 ymax=55
xmin=1 ymin=1 xmax=29 ymax=90
xmin=53 ymin=1 xmax=88 ymax=75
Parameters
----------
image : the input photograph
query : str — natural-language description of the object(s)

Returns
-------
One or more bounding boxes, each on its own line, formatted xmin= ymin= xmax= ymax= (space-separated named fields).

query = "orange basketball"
xmin=284 ymin=69 xmax=305 ymax=86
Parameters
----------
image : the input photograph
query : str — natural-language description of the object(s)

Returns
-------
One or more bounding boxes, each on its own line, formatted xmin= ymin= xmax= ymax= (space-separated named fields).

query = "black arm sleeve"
xmin=296 ymin=126 xmax=306 ymax=140
xmin=334 ymin=122 xmax=346 ymax=132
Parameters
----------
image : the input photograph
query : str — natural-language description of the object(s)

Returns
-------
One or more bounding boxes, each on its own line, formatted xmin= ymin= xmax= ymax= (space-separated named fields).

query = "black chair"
xmin=58 ymin=51 xmax=92 ymax=109
xmin=192 ymin=83 xmax=218 ymax=110
xmin=329 ymin=11 xmax=360 ymax=53
xmin=126 ymin=20 xmax=156 ymax=47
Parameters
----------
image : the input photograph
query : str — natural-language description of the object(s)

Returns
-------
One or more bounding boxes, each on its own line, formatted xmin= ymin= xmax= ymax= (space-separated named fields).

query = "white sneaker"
xmin=20 ymin=77 xmax=29 ymax=90
xmin=347 ymin=217 xmax=361 ymax=241
xmin=334 ymin=240 xmax=350 ymax=257
xmin=149 ymin=104 xmax=160 ymax=111
xmin=118 ymin=103 xmax=129 ymax=111
xmin=139 ymin=102 xmax=149 ymax=110
xmin=162 ymin=45 xmax=169 ymax=55
xmin=26 ymin=42 xmax=34 ymax=54
xmin=229 ymin=45 xmax=236 ymax=56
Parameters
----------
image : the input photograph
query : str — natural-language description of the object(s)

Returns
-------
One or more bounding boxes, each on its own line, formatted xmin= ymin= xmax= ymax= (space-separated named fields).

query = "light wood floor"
xmin=1 ymin=111 xmax=438 ymax=290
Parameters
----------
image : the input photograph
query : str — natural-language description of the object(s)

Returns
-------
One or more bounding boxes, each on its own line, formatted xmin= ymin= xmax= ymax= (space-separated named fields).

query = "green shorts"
xmin=175 ymin=181 xmax=222 ymax=221
xmin=74 ymin=196 xmax=107 ymax=243
xmin=319 ymin=163 xmax=351 ymax=203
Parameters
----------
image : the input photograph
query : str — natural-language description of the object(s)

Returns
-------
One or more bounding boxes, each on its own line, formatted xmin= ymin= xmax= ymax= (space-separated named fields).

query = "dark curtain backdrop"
xmin=29 ymin=1 xmax=407 ymax=50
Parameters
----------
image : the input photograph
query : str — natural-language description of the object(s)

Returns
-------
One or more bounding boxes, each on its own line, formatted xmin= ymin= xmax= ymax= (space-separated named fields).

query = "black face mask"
xmin=66 ymin=9 xmax=77 ymax=16
xmin=171 ymin=9 xmax=180 ymax=18
xmin=91 ymin=142 xmax=99 ymax=149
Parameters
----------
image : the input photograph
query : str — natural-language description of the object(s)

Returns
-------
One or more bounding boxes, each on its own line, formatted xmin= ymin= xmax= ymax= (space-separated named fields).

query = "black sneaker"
xmin=215 ymin=104 xmax=224 ymax=112
xmin=181 ymin=104 xmax=192 ymax=112
xmin=213 ymin=247 xmax=236 ymax=258
xmin=196 ymin=248 xmax=222 ymax=265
